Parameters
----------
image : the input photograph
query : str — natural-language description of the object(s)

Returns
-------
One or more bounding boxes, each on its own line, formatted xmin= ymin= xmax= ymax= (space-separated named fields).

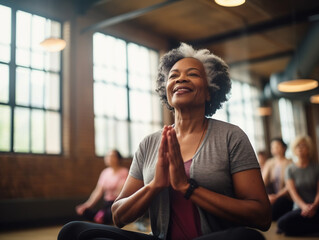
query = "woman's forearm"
xmin=182 ymin=169 xmax=271 ymax=231
xmin=287 ymin=180 xmax=307 ymax=209
xmin=111 ymin=181 xmax=163 ymax=228
xmin=85 ymin=187 xmax=103 ymax=207
xmin=276 ymin=187 xmax=289 ymax=198
xmin=190 ymin=186 xmax=271 ymax=231
xmin=313 ymin=181 xmax=319 ymax=207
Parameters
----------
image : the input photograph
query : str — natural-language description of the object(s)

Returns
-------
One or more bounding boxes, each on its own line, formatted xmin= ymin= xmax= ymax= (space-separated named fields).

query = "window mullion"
xmin=125 ymin=44 xmax=132 ymax=155
xmin=9 ymin=8 xmax=17 ymax=152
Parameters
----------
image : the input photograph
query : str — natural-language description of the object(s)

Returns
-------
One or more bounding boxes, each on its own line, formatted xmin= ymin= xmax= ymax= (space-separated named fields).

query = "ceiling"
xmin=77 ymin=0 xmax=319 ymax=85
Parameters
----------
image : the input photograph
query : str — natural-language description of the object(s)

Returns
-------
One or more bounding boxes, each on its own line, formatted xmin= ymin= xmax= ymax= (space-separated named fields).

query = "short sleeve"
xmin=285 ymin=164 xmax=294 ymax=181
xmin=229 ymin=126 xmax=260 ymax=174
xmin=129 ymin=140 xmax=145 ymax=181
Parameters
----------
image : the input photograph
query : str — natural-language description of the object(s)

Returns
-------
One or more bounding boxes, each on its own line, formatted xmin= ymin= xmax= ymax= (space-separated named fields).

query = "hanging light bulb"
xmin=277 ymin=79 xmax=318 ymax=92
xmin=310 ymin=94 xmax=319 ymax=104
xmin=257 ymin=106 xmax=272 ymax=116
xmin=215 ymin=0 xmax=245 ymax=7
xmin=40 ymin=37 xmax=66 ymax=52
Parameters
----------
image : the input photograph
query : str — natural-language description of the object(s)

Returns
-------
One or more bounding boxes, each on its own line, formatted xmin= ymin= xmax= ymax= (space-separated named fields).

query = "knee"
xmin=277 ymin=215 xmax=289 ymax=232
xmin=58 ymin=221 xmax=88 ymax=240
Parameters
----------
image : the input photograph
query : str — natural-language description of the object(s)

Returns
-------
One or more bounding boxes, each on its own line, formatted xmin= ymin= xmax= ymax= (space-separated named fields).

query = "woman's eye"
xmin=189 ymin=73 xmax=199 ymax=77
xmin=169 ymin=74 xmax=177 ymax=79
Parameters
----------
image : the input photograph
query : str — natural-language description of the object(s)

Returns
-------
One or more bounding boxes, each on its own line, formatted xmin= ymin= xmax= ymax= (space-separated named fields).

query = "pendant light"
xmin=215 ymin=0 xmax=245 ymax=7
xmin=40 ymin=37 xmax=66 ymax=52
xmin=277 ymin=79 xmax=318 ymax=92
xmin=276 ymin=20 xmax=319 ymax=93
xmin=257 ymin=106 xmax=272 ymax=116
xmin=310 ymin=94 xmax=319 ymax=104
xmin=258 ymin=98 xmax=272 ymax=117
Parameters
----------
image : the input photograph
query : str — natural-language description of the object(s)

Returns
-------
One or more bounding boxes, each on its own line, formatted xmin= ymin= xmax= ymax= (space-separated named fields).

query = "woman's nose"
xmin=175 ymin=73 xmax=189 ymax=83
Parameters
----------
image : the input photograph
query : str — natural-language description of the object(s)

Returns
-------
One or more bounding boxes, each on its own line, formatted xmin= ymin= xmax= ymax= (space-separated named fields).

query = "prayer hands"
xmin=153 ymin=125 xmax=188 ymax=193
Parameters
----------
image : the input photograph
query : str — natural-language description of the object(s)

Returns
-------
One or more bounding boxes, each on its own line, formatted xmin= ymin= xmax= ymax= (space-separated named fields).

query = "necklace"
xmin=194 ymin=119 xmax=207 ymax=154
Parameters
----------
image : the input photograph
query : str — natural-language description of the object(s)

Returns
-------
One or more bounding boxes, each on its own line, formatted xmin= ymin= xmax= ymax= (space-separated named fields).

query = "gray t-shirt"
xmin=129 ymin=118 xmax=260 ymax=239
xmin=286 ymin=162 xmax=319 ymax=210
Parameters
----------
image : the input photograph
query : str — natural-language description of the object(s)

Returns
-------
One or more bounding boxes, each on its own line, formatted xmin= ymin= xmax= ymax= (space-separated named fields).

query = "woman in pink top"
xmin=76 ymin=150 xmax=129 ymax=224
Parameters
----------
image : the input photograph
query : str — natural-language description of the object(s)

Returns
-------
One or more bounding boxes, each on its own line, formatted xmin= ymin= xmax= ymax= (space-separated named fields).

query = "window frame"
xmin=0 ymin=3 xmax=64 ymax=155
xmin=93 ymin=32 xmax=162 ymax=157
xmin=213 ymin=80 xmax=266 ymax=152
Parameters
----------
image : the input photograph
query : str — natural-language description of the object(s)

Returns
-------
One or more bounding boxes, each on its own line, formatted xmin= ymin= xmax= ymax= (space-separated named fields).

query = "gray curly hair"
xmin=156 ymin=43 xmax=231 ymax=116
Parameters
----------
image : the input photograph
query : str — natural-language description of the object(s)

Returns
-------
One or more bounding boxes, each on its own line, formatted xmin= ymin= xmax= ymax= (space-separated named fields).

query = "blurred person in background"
xmin=257 ymin=150 xmax=268 ymax=173
xmin=76 ymin=149 xmax=128 ymax=224
xmin=262 ymin=137 xmax=293 ymax=220
xmin=277 ymin=135 xmax=319 ymax=236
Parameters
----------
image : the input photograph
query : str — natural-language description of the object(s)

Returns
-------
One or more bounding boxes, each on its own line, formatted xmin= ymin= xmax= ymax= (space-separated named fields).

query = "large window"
xmin=214 ymin=81 xmax=265 ymax=152
xmin=279 ymin=98 xmax=307 ymax=152
xmin=0 ymin=4 xmax=63 ymax=154
xmin=93 ymin=33 xmax=162 ymax=157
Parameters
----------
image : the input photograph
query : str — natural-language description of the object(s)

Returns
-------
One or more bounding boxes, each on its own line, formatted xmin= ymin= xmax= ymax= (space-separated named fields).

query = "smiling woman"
xmin=58 ymin=43 xmax=271 ymax=240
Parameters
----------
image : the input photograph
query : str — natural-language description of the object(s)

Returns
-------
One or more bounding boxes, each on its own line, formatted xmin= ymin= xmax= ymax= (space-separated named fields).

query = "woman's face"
xmin=104 ymin=150 xmax=119 ymax=167
xmin=166 ymin=57 xmax=210 ymax=111
xmin=270 ymin=140 xmax=286 ymax=157
xmin=294 ymin=140 xmax=309 ymax=159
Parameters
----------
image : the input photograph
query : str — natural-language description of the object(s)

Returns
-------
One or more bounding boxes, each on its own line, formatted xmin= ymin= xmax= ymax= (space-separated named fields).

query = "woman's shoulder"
xmin=140 ymin=128 xmax=162 ymax=145
xmin=209 ymin=118 xmax=245 ymax=134
xmin=210 ymin=118 xmax=235 ymax=127
xmin=286 ymin=162 xmax=297 ymax=172
xmin=134 ymin=128 xmax=163 ymax=157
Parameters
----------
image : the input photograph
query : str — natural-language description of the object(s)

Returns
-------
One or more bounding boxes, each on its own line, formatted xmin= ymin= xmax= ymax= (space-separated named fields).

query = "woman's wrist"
xmin=183 ymin=178 xmax=199 ymax=199
xmin=148 ymin=180 xmax=166 ymax=194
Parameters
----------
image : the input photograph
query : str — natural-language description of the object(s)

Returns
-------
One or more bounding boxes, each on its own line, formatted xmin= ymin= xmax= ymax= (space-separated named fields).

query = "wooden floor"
xmin=0 ymin=222 xmax=318 ymax=240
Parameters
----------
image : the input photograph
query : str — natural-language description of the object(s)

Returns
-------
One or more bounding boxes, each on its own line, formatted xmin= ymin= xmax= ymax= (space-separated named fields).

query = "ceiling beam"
xmin=81 ymin=0 xmax=181 ymax=33
xmin=189 ymin=7 xmax=319 ymax=47
xmin=77 ymin=0 xmax=112 ymax=15
xmin=229 ymin=50 xmax=293 ymax=67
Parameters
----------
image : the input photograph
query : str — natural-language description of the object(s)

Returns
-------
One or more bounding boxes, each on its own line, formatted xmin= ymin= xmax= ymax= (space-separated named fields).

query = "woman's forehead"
xmin=170 ymin=57 xmax=204 ymax=71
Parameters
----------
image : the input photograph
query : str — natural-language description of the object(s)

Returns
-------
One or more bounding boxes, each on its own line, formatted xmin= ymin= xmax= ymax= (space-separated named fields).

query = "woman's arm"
xmin=113 ymin=170 xmax=129 ymax=197
xmin=261 ymin=161 xmax=271 ymax=186
xmin=76 ymin=185 xmax=103 ymax=215
xmin=286 ymin=179 xmax=306 ymax=208
xmin=286 ymin=179 xmax=308 ymax=210
xmin=166 ymin=128 xmax=271 ymax=231
xmin=188 ymin=169 xmax=271 ymax=231
xmin=112 ymin=127 xmax=170 ymax=228
xmin=111 ymin=176 xmax=162 ymax=228
xmin=275 ymin=186 xmax=289 ymax=198
xmin=313 ymin=181 xmax=319 ymax=207
xmin=307 ymin=181 xmax=319 ymax=217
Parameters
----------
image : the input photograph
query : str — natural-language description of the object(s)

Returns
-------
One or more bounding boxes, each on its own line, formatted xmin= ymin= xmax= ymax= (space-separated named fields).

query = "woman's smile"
xmin=173 ymin=85 xmax=193 ymax=95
